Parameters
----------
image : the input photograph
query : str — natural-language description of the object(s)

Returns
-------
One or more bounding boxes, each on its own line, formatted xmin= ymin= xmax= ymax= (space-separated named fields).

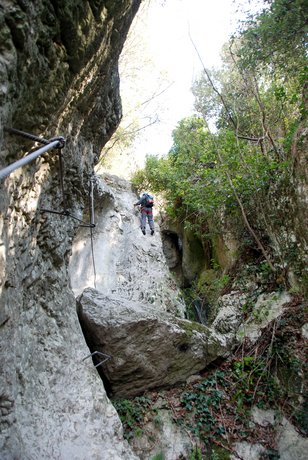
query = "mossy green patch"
xmin=176 ymin=318 xmax=208 ymax=338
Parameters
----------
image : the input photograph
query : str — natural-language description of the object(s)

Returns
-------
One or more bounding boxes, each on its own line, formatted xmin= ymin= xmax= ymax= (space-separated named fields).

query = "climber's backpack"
xmin=142 ymin=193 xmax=154 ymax=208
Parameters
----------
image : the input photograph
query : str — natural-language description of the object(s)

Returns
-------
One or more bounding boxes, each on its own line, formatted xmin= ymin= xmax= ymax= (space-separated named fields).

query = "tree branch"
xmin=189 ymin=31 xmax=238 ymax=130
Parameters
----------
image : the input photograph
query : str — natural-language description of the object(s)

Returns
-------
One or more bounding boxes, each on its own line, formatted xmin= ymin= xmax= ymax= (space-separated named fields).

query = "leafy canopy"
xmin=132 ymin=0 xmax=307 ymax=258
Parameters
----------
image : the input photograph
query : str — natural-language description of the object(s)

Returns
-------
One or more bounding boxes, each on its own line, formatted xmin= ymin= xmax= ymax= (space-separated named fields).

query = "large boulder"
xmin=77 ymin=287 xmax=229 ymax=397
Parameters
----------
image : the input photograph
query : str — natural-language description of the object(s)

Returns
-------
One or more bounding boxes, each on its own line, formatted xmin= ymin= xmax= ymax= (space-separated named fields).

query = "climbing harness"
xmin=1 ymin=127 xmax=97 ymax=288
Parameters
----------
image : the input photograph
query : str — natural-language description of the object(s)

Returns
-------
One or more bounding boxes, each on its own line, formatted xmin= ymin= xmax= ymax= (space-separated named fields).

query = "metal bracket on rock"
xmin=2 ymin=127 xmax=98 ymax=290
xmin=82 ymin=351 xmax=111 ymax=368
xmin=0 ymin=127 xmax=65 ymax=181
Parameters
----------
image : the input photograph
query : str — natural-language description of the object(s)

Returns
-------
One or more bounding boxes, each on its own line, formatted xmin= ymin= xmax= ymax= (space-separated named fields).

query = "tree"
xmin=235 ymin=0 xmax=307 ymax=75
xmin=98 ymin=0 xmax=172 ymax=174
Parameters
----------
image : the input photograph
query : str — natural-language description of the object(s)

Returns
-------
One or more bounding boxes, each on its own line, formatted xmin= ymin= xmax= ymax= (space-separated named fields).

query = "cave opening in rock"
xmin=161 ymin=230 xmax=184 ymax=284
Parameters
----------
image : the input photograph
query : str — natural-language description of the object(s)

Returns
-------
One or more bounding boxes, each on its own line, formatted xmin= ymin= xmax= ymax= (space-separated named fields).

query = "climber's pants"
xmin=140 ymin=208 xmax=154 ymax=231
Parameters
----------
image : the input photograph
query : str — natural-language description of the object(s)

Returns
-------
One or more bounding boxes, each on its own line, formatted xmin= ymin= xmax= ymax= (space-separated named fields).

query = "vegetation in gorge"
xmin=123 ymin=6 xmax=308 ymax=454
xmin=113 ymin=396 xmax=156 ymax=440
xmin=132 ymin=0 xmax=308 ymax=296
xmin=118 ymin=3 xmax=308 ymax=455
xmin=112 ymin=297 xmax=307 ymax=459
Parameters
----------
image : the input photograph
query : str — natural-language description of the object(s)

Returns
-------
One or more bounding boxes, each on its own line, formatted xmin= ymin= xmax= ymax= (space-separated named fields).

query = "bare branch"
xmin=188 ymin=30 xmax=237 ymax=130
xmin=140 ymin=82 xmax=175 ymax=107
xmin=101 ymin=116 xmax=159 ymax=156
xmin=229 ymin=41 xmax=279 ymax=157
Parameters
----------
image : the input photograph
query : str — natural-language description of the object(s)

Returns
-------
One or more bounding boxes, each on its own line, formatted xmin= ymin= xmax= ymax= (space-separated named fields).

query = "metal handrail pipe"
xmin=0 ymin=140 xmax=61 ymax=181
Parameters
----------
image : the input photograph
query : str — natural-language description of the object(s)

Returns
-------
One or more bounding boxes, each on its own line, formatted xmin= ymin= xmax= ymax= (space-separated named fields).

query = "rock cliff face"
xmin=69 ymin=173 xmax=185 ymax=315
xmin=70 ymin=173 xmax=230 ymax=398
xmin=0 ymin=1 xmax=141 ymax=458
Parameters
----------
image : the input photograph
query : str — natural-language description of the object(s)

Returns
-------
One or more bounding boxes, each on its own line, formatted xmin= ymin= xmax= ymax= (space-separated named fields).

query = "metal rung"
xmin=82 ymin=351 xmax=111 ymax=368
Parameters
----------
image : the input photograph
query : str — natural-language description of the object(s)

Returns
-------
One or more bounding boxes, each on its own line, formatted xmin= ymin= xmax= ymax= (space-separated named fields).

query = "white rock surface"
xmin=131 ymin=408 xmax=192 ymax=460
xmin=301 ymin=323 xmax=308 ymax=339
xmin=230 ymin=441 xmax=266 ymax=460
xmin=251 ymin=406 xmax=277 ymax=427
xmin=237 ymin=291 xmax=291 ymax=343
xmin=69 ymin=173 xmax=185 ymax=317
xmin=239 ymin=409 xmax=308 ymax=460
xmin=277 ymin=417 xmax=308 ymax=460
xmin=212 ymin=291 xmax=247 ymax=334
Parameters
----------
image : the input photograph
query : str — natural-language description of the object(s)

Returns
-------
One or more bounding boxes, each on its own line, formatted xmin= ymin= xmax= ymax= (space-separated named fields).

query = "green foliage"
xmin=211 ymin=447 xmax=230 ymax=460
xmin=231 ymin=356 xmax=281 ymax=409
xmin=259 ymin=261 xmax=272 ymax=278
xmin=182 ymin=289 xmax=205 ymax=322
xmin=135 ymin=116 xmax=289 ymax=247
xmin=131 ymin=167 xmax=150 ymax=192
xmin=150 ymin=453 xmax=165 ymax=460
xmin=189 ymin=445 xmax=203 ymax=460
xmin=235 ymin=0 xmax=307 ymax=74
xmin=198 ymin=271 xmax=230 ymax=305
xmin=172 ymin=358 xmax=283 ymax=451
xmin=112 ymin=396 xmax=152 ymax=440
xmin=182 ymin=267 xmax=231 ymax=324
xmin=178 ymin=371 xmax=228 ymax=444
xmin=133 ymin=0 xmax=307 ymax=288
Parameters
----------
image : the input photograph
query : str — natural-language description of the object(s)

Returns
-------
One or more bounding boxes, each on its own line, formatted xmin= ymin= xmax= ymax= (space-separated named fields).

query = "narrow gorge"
xmin=0 ymin=1 xmax=307 ymax=460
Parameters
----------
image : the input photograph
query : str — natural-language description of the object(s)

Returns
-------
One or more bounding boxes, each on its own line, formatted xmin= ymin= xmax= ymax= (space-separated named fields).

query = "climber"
xmin=134 ymin=192 xmax=155 ymax=236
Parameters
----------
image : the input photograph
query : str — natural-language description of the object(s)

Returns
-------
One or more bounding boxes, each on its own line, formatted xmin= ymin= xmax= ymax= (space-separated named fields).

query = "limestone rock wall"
xmin=69 ymin=173 xmax=185 ymax=315
xmin=0 ymin=1 xmax=141 ymax=458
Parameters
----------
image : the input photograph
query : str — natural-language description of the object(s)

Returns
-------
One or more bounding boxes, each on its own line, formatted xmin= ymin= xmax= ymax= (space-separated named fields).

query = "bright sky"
xmin=143 ymin=0 xmax=237 ymax=150
xmin=102 ymin=0 xmax=262 ymax=177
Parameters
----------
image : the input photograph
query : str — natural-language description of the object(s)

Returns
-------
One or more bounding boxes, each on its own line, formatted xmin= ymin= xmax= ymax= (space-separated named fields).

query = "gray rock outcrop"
xmin=69 ymin=173 xmax=185 ymax=316
xmin=0 ymin=1 xmax=141 ymax=459
xmin=77 ymin=287 xmax=228 ymax=397
xmin=231 ymin=409 xmax=308 ymax=460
